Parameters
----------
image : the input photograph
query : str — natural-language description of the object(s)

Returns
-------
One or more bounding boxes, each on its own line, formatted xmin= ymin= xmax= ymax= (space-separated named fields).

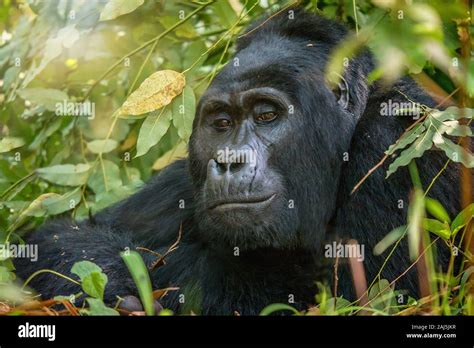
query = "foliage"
xmin=0 ymin=0 xmax=472 ymax=315
xmin=121 ymin=250 xmax=154 ymax=316
xmin=385 ymin=106 xmax=473 ymax=177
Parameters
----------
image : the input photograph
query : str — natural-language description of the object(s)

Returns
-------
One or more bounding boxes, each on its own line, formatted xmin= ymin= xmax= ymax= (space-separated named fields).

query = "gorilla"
xmin=16 ymin=9 xmax=460 ymax=315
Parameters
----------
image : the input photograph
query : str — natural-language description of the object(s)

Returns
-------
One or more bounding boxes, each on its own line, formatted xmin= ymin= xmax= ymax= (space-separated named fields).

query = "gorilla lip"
xmin=210 ymin=194 xmax=276 ymax=211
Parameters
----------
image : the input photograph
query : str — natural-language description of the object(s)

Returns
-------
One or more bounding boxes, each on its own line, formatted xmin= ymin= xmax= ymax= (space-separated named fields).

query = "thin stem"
xmin=83 ymin=1 xmax=215 ymax=100
xmin=352 ymin=0 xmax=359 ymax=35
xmin=22 ymin=269 xmax=81 ymax=290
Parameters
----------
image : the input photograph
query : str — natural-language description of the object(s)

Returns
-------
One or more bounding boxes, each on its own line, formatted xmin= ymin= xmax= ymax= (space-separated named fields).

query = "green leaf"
xmin=172 ymin=86 xmax=196 ymax=142
xmin=17 ymin=88 xmax=68 ymax=111
xmin=158 ymin=309 xmax=174 ymax=316
xmin=319 ymin=297 xmax=352 ymax=315
xmin=431 ymin=106 xmax=473 ymax=122
xmin=386 ymin=127 xmax=435 ymax=177
xmin=19 ymin=193 xmax=60 ymax=218
xmin=3 ymin=67 xmax=20 ymax=90
xmin=159 ymin=16 xmax=196 ymax=39
xmin=422 ymin=218 xmax=451 ymax=240
xmin=71 ymin=260 xmax=103 ymax=281
xmin=135 ymin=108 xmax=172 ymax=158
xmin=385 ymin=124 xmax=425 ymax=156
xmin=82 ymin=272 xmax=108 ymax=300
xmin=326 ymin=33 xmax=365 ymax=87
xmin=37 ymin=164 xmax=91 ymax=186
xmin=29 ymin=118 xmax=63 ymax=150
xmin=407 ymin=188 xmax=424 ymax=261
xmin=259 ymin=303 xmax=300 ymax=316
xmin=42 ymin=187 xmax=82 ymax=216
xmin=451 ymin=203 xmax=474 ymax=236
xmin=84 ymin=298 xmax=119 ymax=316
xmin=86 ymin=139 xmax=118 ymax=154
xmin=121 ymin=251 xmax=154 ymax=316
xmin=99 ymin=0 xmax=144 ymax=21
xmin=152 ymin=141 xmax=188 ymax=171
xmin=87 ymin=160 xmax=122 ymax=194
xmin=0 ymin=137 xmax=25 ymax=153
xmin=441 ymin=121 xmax=473 ymax=137
xmin=425 ymin=198 xmax=451 ymax=223
xmin=468 ymin=59 xmax=474 ymax=98
xmin=374 ymin=225 xmax=407 ymax=255
xmin=213 ymin=0 xmax=239 ymax=28
xmin=22 ymin=26 xmax=81 ymax=87
xmin=433 ymin=135 xmax=474 ymax=168
xmin=93 ymin=185 xmax=135 ymax=211
xmin=183 ymin=41 xmax=208 ymax=71
xmin=368 ymin=279 xmax=395 ymax=311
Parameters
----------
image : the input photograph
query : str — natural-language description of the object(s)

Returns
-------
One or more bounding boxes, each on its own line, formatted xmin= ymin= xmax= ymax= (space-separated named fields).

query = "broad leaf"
xmin=17 ymin=88 xmax=68 ymax=111
xmin=87 ymin=139 xmax=118 ymax=154
xmin=37 ymin=164 xmax=91 ymax=186
xmin=433 ymin=135 xmax=474 ymax=168
xmin=71 ymin=261 xmax=103 ymax=280
xmin=119 ymin=70 xmax=185 ymax=116
xmin=0 ymin=137 xmax=25 ymax=153
xmin=451 ymin=203 xmax=474 ymax=236
xmin=431 ymin=106 xmax=473 ymax=122
xmin=42 ymin=188 xmax=82 ymax=216
xmin=152 ymin=141 xmax=188 ymax=171
xmin=368 ymin=279 xmax=395 ymax=312
xmin=121 ymin=251 xmax=154 ymax=316
xmin=172 ymin=86 xmax=196 ymax=142
xmin=425 ymin=197 xmax=451 ymax=223
xmin=82 ymin=272 xmax=108 ymax=300
xmin=135 ymin=108 xmax=172 ymax=158
xmin=100 ymin=0 xmax=144 ymax=21
xmin=374 ymin=225 xmax=407 ymax=255
xmin=442 ymin=121 xmax=473 ymax=137
xmin=87 ymin=160 xmax=122 ymax=194
xmin=423 ymin=218 xmax=451 ymax=240
xmin=20 ymin=193 xmax=59 ymax=218
xmin=84 ymin=298 xmax=119 ymax=316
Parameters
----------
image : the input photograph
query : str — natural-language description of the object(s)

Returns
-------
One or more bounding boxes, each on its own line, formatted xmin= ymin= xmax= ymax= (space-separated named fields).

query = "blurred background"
xmin=0 ymin=0 xmax=472 ymax=283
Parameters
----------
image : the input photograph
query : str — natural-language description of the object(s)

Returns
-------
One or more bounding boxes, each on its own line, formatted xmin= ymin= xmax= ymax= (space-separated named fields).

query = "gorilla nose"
xmin=215 ymin=161 xmax=247 ymax=175
xmin=209 ymin=159 xmax=254 ymax=178
xmin=207 ymin=158 xmax=255 ymax=181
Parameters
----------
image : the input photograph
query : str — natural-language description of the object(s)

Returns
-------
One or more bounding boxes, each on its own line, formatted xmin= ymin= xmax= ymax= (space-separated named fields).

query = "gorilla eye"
xmin=213 ymin=118 xmax=232 ymax=130
xmin=255 ymin=111 xmax=277 ymax=123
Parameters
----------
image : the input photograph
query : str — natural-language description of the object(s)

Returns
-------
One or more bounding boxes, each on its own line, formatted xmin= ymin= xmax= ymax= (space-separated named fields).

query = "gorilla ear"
xmin=331 ymin=76 xmax=350 ymax=110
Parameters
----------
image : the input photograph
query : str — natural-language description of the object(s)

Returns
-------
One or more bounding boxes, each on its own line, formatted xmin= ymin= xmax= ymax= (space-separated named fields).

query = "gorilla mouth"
xmin=210 ymin=194 xmax=276 ymax=211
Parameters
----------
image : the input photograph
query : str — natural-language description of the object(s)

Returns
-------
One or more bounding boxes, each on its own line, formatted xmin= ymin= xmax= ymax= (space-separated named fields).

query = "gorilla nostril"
xmin=215 ymin=161 xmax=228 ymax=174
xmin=213 ymin=160 xmax=249 ymax=175
xmin=229 ymin=162 xmax=245 ymax=173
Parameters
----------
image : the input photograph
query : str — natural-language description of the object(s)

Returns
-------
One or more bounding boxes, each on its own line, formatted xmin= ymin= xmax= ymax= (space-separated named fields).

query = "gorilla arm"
xmin=15 ymin=160 xmax=195 ymax=303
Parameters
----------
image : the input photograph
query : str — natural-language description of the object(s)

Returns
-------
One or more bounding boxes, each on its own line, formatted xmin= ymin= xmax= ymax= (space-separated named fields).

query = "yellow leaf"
xmin=119 ymin=70 xmax=185 ymax=116
xmin=20 ymin=193 xmax=60 ymax=218
xmin=152 ymin=142 xmax=188 ymax=171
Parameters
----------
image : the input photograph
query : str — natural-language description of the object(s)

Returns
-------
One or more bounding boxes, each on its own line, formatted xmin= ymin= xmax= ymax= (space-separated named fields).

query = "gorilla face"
xmin=188 ymin=36 xmax=358 ymax=251
xmin=190 ymin=85 xmax=299 ymax=249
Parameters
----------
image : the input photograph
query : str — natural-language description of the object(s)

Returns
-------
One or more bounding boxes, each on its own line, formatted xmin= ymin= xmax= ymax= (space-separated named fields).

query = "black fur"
xmin=15 ymin=9 xmax=462 ymax=315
